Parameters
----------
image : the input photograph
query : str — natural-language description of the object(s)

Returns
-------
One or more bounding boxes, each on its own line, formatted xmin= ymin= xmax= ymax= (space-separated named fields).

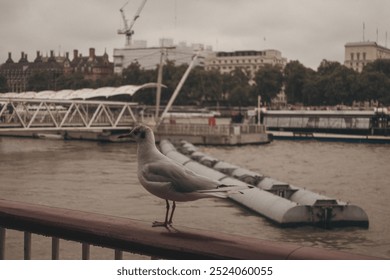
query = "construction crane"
xmin=117 ymin=0 xmax=147 ymax=47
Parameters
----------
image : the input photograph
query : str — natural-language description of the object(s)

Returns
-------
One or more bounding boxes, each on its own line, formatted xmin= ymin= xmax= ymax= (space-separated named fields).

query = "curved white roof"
xmin=0 ymin=83 xmax=163 ymax=100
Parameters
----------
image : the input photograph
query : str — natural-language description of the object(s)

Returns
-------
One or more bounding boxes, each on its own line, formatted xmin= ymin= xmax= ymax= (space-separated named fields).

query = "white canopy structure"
xmin=0 ymin=83 xmax=162 ymax=100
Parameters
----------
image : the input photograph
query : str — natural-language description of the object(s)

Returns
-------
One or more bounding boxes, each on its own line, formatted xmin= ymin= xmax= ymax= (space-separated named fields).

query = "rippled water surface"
xmin=0 ymin=137 xmax=389 ymax=259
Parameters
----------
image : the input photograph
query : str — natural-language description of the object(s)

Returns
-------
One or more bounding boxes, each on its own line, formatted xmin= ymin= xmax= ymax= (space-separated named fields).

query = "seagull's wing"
xmin=141 ymin=159 xmax=220 ymax=193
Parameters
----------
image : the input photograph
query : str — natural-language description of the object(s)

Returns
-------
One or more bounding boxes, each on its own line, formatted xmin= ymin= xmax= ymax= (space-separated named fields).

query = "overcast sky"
xmin=1 ymin=0 xmax=389 ymax=70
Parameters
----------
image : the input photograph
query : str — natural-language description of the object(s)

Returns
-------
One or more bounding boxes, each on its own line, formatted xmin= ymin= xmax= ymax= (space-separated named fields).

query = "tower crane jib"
xmin=117 ymin=0 xmax=147 ymax=47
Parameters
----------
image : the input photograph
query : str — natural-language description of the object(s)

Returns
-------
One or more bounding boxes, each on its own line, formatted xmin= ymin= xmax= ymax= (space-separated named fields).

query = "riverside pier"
xmin=0 ymin=85 xmax=272 ymax=145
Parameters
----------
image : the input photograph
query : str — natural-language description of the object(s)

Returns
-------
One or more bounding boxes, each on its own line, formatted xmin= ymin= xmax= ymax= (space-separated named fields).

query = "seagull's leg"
xmin=164 ymin=200 xmax=170 ymax=224
xmin=153 ymin=200 xmax=170 ymax=227
xmin=168 ymin=201 xmax=176 ymax=225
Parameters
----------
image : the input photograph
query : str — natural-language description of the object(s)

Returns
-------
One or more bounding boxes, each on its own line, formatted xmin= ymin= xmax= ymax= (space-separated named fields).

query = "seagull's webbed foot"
xmin=152 ymin=200 xmax=172 ymax=227
xmin=152 ymin=221 xmax=169 ymax=227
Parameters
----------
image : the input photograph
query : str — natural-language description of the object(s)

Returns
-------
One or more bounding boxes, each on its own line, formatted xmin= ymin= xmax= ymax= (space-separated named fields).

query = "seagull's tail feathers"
xmin=197 ymin=184 xmax=251 ymax=198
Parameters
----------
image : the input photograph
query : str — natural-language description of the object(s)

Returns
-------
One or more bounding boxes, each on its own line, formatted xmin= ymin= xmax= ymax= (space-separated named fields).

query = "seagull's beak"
xmin=128 ymin=127 xmax=136 ymax=138
xmin=118 ymin=128 xmax=135 ymax=139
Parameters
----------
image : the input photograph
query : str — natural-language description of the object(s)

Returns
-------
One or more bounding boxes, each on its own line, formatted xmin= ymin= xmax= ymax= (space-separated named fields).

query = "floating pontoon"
xmin=160 ymin=140 xmax=369 ymax=228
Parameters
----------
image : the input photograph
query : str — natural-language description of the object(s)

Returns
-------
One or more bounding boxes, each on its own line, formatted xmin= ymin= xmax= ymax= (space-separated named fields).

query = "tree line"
xmin=284 ymin=59 xmax=390 ymax=107
xmin=1 ymin=59 xmax=390 ymax=106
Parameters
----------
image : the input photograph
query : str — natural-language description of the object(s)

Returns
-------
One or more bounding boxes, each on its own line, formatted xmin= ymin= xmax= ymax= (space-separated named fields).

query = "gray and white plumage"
xmin=129 ymin=124 xmax=243 ymax=227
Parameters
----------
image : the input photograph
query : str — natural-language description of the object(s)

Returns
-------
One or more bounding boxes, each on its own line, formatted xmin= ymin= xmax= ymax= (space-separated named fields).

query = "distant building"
xmin=113 ymin=38 xmax=213 ymax=74
xmin=0 ymin=48 xmax=113 ymax=92
xmin=204 ymin=49 xmax=287 ymax=78
xmin=0 ymin=51 xmax=63 ymax=92
xmin=71 ymin=48 xmax=113 ymax=81
xmin=344 ymin=41 xmax=390 ymax=72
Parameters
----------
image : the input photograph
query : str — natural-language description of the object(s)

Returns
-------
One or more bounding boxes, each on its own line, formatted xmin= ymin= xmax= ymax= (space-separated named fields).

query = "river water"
xmin=0 ymin=137 xmax=389 ymax=259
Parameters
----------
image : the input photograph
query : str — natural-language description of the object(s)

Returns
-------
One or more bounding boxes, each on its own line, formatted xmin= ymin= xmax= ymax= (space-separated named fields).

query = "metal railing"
xmin=0 ymin=199 xmax=379 ymax=260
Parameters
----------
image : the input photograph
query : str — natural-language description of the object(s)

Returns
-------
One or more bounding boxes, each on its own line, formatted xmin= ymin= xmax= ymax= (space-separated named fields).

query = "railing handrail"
xmin=0 ymin=199 xmax=379 ymax=260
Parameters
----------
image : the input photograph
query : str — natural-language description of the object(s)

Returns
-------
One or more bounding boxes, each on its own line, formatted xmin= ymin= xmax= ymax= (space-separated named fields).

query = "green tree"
xmin=363 ymin=59 xmax=390 ymax=77
xmin=321 ymin=64 xmax=356 ymax=105
xmin=57 ymin=72 xmax=94 ymax=90
xmin=221 ymin=68 xmax=252 ymax=106
xmin=122 ymin=61 xmax=159 ymax=105
xmin=228 ymin=85 xmax=252 ymax=106
xmin=302 ymin=79 xmax=322 ymax=105
xmin=284 ymin=60 xmax=313 ymax=104
xmin=253 ymin=64 xmax=283 ymax=104
xmin=355 ymin=71 xmax=390 ymax=104
xmin=202 ymin=69 xmax=224 ymax=105
xmin=360 ymin=60 xmax=390 ymax=105
xmin=94 ymin=74 xmax=123 ymax=88
xmin=316 ymin=60 xmax=341 ymax=76
xmin=300 ymin=60 xmax=357 ymax=106
xmin=161 ymin=61 xmax=186 ymax=105
xmin=183 ymin=67 xmax=224 ymax=106
xmin=122 ymin=61 xmax=145 ymax=85
xmin=28 ymin=71 xmax=62 ymax=91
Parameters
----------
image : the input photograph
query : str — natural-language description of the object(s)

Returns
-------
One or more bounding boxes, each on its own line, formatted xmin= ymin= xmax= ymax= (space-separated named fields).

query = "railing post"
xmin=0 ymin=228 xmax=5 ymax=260
xmin=114 ymin=249 xmax=123 ymax=260
xmin=52 ymin=237 xmax=60 ymax=260
xmin=24 ymin=232 xmax=31 ymax=260
xmin=82 ymin=243 xmax=90 ymax=260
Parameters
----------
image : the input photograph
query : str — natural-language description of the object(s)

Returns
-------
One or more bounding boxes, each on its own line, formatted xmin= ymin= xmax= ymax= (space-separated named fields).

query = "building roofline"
xmin=345 ymin=41 xmax=390 ymax=51
xmin=215 ymin=49 xmax=281 ymax=57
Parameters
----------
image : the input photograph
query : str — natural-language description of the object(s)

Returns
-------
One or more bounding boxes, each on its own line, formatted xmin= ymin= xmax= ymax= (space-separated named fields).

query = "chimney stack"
xmin=47 ymin=50 xmax=56 ymax=62
xmin=19 ymin=51 xmax=28 ymax=63
xmin=6 ymin=52 xmax=13 ymax=63
xmin=73 ymin=49 xmax=78 ymax=60
xmin=34 ymin=51 xmax=42 ymax=63
xmin=89 ymin=48 xmax=95 ymax=60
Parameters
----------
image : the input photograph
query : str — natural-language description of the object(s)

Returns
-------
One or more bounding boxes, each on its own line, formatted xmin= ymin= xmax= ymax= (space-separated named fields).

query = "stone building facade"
xmin=204 ymin=49 xmax=287 ymax=78
xmin=344 ymin=41 xmax=390 ymax=72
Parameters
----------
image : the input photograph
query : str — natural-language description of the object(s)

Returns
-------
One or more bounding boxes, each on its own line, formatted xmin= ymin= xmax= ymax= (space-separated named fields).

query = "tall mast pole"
xmin=155 ymin=48 xmax=165 ymax=121
xmin=156 ymin=53 xmax=199 ymax=127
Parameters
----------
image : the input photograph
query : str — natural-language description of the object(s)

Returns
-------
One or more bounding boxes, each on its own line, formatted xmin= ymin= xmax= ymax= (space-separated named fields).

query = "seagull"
xmin=129 ymin=124 xmax=247 ymax=227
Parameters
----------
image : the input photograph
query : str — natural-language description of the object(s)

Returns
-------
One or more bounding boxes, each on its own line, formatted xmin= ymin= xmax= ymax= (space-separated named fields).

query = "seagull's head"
xmin=129 ymin=124 xmax=154 ymax=143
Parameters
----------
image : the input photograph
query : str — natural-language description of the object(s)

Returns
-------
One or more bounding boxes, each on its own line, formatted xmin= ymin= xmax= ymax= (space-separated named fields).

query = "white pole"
xmin=257 ymin=95 xmax=261 ymax=125
xmin=156 ymin=53 xmax=199 ymax=127
xmin=155 ymin=48 xmax=165 ymax=121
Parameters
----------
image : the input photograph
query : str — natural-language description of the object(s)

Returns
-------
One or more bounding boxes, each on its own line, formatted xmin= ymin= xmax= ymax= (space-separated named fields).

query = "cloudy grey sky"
xmin=1 ymin=0 xmax=389 ymax=69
